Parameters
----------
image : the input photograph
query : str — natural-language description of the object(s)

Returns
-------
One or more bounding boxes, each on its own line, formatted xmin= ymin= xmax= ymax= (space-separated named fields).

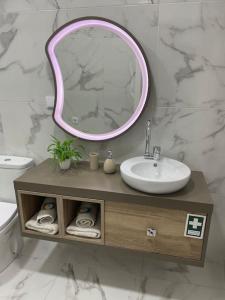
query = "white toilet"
xmin=0 ymin=155 xmax=33 ymax=273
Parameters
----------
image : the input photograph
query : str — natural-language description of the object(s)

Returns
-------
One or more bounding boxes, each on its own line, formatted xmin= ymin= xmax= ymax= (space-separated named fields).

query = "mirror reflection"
xmin=55 ymin=26 xmax=143 ymax=135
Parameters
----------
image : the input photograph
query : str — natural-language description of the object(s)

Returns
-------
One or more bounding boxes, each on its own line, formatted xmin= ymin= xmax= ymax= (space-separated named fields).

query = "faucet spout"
xmin=144 ymin=120 xmax=153 ymax=159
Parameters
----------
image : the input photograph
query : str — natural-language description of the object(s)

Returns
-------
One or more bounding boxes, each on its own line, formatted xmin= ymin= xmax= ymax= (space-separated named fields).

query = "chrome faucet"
xmin=144 ymin=120 xmax=161 ymax=160
xmin=144 ymin=120 xmax=153 ymax=159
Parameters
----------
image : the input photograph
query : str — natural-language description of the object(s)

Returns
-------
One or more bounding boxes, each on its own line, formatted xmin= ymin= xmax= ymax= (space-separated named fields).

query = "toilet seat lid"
xmin=0 ymin=202 xmax=17 ymax=231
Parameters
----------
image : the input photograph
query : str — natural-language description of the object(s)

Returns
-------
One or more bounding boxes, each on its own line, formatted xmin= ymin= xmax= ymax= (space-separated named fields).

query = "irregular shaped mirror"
xmin=46 ymin=17 xmax=150 ymax=141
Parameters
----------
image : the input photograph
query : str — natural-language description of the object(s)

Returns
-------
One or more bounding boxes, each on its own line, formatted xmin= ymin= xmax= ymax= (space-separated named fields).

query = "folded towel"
xmin=75 ymin=202 xmax=97 ymax=228
xmin=25 ymin=212 xmax=59 ymax=235
xmin=37 ymin=197 xmax=57 ymax=224
xmin=66 ymin=217 xmax=101 ymax=239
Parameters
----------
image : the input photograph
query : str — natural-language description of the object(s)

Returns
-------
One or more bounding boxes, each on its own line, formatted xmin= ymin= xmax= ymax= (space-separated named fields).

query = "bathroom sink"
xmin=120 ymin=157 xmax=191 ymax=194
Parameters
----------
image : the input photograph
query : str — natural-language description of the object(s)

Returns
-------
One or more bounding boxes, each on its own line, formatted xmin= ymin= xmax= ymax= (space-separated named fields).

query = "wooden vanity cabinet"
xmin=14 ymin=159 xmax=213 ymax=267
xmin=62 ymin=196 xmax=105 ymax=245
xmin=105 ymin=201 xmax=205 ymax=261
xmin=17 ymin=190 xmax=63 ymax=239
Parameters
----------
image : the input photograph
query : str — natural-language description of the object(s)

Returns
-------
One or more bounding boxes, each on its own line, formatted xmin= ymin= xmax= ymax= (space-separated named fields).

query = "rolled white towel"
xmin=26 ymin=212 xmax=59 ymax=235
xmin=75 ymin=202 xmax=97 ymax=228
xmin=37 ymin=197 xmax=57 ymax=224
xmin=66 ymin=217 xmax=101 ymax=239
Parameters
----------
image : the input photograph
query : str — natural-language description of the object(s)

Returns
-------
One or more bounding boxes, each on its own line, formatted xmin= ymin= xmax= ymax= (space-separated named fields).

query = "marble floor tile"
xmin=0 ymin=239 xmax=224 ymax=300
xmin=138 ymin=277 xmax=225 ymax=300
xmin=142 ymin=256 xmax=225 ymax=289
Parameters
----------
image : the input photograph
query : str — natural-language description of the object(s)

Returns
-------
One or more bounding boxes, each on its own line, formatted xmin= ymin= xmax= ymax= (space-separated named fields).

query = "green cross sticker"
xmin=184 ymin=214 xmax=206 ymax=239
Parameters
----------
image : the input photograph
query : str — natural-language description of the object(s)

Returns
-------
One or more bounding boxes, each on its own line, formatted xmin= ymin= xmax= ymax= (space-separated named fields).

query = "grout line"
xmin=0 ymin=99 xmax=224 ymax=111
xmin=150 ymin=104 xmax=225 ymax=111
xmin=1 ymin=0 xmax=224 ymax=14
xmin=1 ymin=3 xmax=159 ymax=14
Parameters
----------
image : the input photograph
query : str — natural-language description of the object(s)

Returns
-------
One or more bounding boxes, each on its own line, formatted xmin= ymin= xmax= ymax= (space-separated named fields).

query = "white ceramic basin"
xmin=120 ymin=156 xmax=191 ymax=194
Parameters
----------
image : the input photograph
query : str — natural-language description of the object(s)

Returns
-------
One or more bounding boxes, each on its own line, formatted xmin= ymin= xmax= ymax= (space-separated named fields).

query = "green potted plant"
xmin=47 ymin=136 xmax=84 ymax=170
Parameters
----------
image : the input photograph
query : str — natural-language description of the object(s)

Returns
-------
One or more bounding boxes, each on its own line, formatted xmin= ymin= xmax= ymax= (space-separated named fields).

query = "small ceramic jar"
xmin=89 ymin=152 xmax=99 ymax=170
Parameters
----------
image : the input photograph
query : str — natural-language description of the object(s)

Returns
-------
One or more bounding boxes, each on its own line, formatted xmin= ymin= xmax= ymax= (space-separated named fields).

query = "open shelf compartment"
xmin=62 ymin=196 xmax=104 ymax=245
xmin=17 ymin=190 xmax=62 ymax=238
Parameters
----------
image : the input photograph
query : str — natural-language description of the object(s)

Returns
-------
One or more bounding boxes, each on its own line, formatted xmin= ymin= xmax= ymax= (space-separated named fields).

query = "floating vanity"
xmin=14 ymin=159 xmax=213 ymax=267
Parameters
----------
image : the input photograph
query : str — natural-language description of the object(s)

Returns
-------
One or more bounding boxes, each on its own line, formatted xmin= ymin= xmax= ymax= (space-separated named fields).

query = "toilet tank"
xmin=0 ymin=156 xmax=34 ymax=203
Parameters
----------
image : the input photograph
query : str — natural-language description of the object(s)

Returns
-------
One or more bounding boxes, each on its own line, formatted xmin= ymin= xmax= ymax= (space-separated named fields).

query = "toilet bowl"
xmin=0 ymin=203 xmax=22 ymax=273
xmin=0 ymin=156 xmax=33 ymax=273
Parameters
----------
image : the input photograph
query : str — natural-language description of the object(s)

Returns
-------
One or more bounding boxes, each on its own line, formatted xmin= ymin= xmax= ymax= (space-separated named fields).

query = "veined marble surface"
xmin=0 ymin=238 xmax=224 ymax=300
xmin=0 ymin=0 xmax=159 ymax=12
xmin=0 ymin=0 xmax=224 ymax=267
xmin=57 ymin=27 xmax=142 ymax=134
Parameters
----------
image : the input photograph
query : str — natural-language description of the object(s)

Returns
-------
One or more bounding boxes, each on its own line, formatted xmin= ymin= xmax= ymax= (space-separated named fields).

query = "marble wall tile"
xmin=0 ymin=0 xmax=224 ymax=271
xmin=72 ymin=105 xmax=178 ymax=166
xmin=0 ymin=100 xmax=34 ymax=156
xmin=0 ymin=114 xmax=5 ymax=152
xmin=109 ymin=105 xmax=225 ymax=196
xmin=57 ymin=0 xmax=159 ymax=9
xmin=155 ymin=3 xmax=225 ymax=267
xmin=157 ymin=2 xmax=225 ymax=110
xmin=0 ymin=0 xmax=158 ymax=13
xmin=0 ymin=11 xmax=56 ymax=101
xmin=0 ymin=0 xmax=58 ymax=12
xmin=54 ymin=4 xmax=159 ymax=60
xmin=160 ymin=0 xmax=199 ymax=3
xmin=0 ymin=99 xmax=66 ymax=162
xmin=174 ymin=107 xmax=225 ymax=198
xmin=160 ymin=1 xmax=225 ymax=6
xmin=0 ymin=4 xmax=158 ymax=101
xmin=0 ymin=3 xmax=159 ymax=163
xmin=202 ymin=0 xmax=225 ymax=2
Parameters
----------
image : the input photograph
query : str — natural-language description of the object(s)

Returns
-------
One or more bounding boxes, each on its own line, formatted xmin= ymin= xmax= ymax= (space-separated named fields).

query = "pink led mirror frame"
xmin=46 ymin=17 xmax=150 ymax=141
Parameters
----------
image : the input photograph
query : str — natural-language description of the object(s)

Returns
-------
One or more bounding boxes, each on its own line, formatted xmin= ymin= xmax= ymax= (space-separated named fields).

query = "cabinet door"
xmin=105 ymin=201 xmax=205 ymax=261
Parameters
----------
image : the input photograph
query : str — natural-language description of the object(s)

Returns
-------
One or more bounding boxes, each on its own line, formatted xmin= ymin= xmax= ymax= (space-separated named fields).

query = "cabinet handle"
xmin=147 ymin=228 xmax=157 ymax=237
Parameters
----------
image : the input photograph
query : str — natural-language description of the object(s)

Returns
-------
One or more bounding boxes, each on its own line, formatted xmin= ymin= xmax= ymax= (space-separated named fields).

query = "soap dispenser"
xmin=103 ymin=150 xmax=116 ymax=174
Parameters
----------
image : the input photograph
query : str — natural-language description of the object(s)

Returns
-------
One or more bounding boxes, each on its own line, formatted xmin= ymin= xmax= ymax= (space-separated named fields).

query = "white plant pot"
xmin=59 ymin=159 xmax=71 ymax=170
